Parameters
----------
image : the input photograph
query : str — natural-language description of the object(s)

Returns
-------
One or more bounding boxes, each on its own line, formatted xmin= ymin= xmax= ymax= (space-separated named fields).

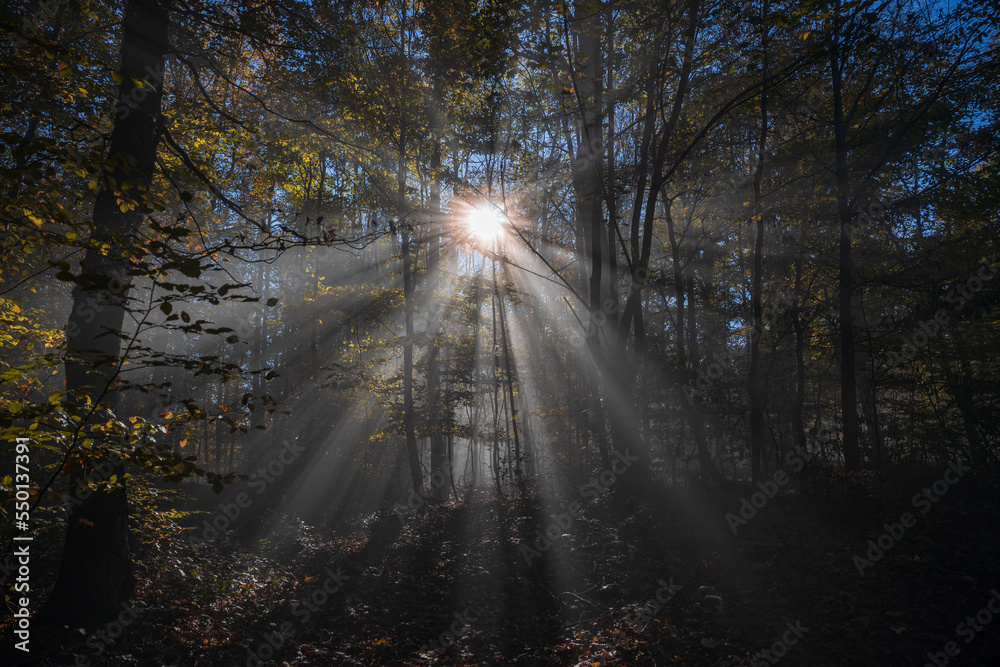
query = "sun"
xmin=467 ymin=204 xmax=506 ymax=242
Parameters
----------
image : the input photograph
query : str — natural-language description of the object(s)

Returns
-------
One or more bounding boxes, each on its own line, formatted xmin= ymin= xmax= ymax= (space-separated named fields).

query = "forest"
xmin=1 ymin=0 xmax=999 ymax=664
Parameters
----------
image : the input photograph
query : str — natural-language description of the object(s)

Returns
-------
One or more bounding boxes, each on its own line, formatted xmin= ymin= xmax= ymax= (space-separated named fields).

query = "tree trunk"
xmin=427 ymin=137 xmax=448 ymax=502
xmin=831 ymin=1 xmax=863 ymax=472
xmin=400 ymin=173 xmax=421 ymax=495
xmin=397 ymin=4 xmax=422 ymax=495
xmin=748 ymin=6 xmax=770 ymax=483
xmin=570 ymin=0 xmax=651 ymax=492
xmin=943 ymin=340 xmax=987 ymax=465
xmin=40 ymin=0 xmax=170 ymax=631
xmin=791 ymin=261 xmax=810 ymax=494
xmin=494 ymin=268 xmax=523 ymax=486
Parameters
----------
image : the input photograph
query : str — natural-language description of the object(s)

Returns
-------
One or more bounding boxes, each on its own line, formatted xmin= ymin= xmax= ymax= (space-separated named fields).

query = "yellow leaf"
xmin=12 ymin=305 xmax=21 ymax=313
xmin=179 ymin=438 xmax=188 ymax=448
xmin=304 ymin=575 xmax=319 ymax=583
xmin=376 ymin=638 xmax=389 ymax=645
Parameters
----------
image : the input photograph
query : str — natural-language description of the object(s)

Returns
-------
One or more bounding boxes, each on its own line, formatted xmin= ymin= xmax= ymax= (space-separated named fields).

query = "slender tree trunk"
xmin=684 ymin=277 xmax=716 ymax=482
xmin=791 ymin=261 xmax=810 ymax=494
xmin=40 ymin=0 xmax=170 ymax=631
xmin=427 ymin=137 xmax=448 ymax=502
xmin=495 ymin=269 xmax=522 ymax=485
xmin=490 ymin=279 xmax=502 ymax=497
xmin=831 ymin=2 xmax=863 ymax=472
xmin=310 ymin=153 xmax=325 ymax=371
xmin=8 ymin=118 xmax=38 ymax=200
xmin=748 ymin=6 xmax=770 ymax=482
xmin=570 ymin=0 xmax=651 ymax=492
xmin=666 ymin=204 xmax=728 ymax=490
xmin=566 ymin=2 xmax=613 ymax=472
xmin=400 ymin=178 xmax=421 ymax=494
xmin=943 ymin=340 xmax=987 ymax=465
xmin=397 ymin=3 xmax=421 ymax=495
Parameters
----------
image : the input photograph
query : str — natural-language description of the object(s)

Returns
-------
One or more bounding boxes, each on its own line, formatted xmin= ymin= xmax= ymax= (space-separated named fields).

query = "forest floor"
xmin=6 ymin=466 xmax=1000 ymax=666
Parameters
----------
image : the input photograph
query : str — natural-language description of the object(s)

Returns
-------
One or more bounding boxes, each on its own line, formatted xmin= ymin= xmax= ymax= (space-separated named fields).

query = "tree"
xmin=39 ymin=0 xmax=170 ymax=629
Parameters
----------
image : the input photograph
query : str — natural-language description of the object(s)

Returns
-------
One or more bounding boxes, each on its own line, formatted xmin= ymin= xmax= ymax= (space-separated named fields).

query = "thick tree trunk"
xmin=40 ymin=0 xmax=170 ymax=631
